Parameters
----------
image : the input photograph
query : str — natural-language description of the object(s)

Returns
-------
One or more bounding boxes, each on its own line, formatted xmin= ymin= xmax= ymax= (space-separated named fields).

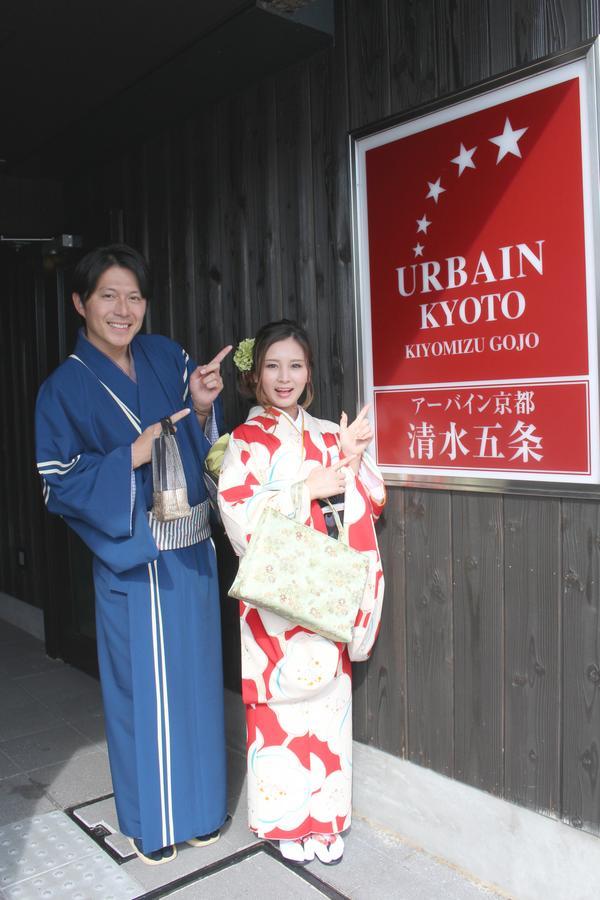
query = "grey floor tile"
xmin=171 ymin=851 xmax=326 ymax=899
xmin=168 ymin=885 xmax=209 ymax=899
xmin=226 ymin=748 xmax=247 ymax=801
xmin=27 ymin=750 xmax=113 ymax=810
xmin=39 ymin=693 xmax=103 ymax=721
xmin=317 ymin=819 xmax=501 ymax=900
xmin=0 ymin=775 xmax=55 ymax=828
xmin=0 ymin=698 xmax=65 ymax=744
xmin=0 ymin=682 xmax=36 ymax=706
xmin=0 ymin=725 xmax=95 ymax=773
xmin=383 ymin=852 xmax=501 ymax=900
xmin=123 ymin=832 xmax=247 ymax=893
xmin=351 ymin=865 xmax=486 ymax=900
xmin=0 ymin=626 xmax=42 ymax=650
xmin=16 ymin=669 xmax=103 ymax=719
xmin=0 ymin=750 xmax=18 ymax=781
xmin=0 ymin=648 xmax=61 ymax=680
xmin=218 ymin=807 xmax=259 ymax=854
xmin=0 ymin=621 xmax=32 ymax=644
xmin=17 ymin=667 xmax=99 ymax=700
xmin=123 ymin=844 xmax=210 ymax=893
xmin=66 ymin=713 xmax=106 ymax=747
xmin=294 ymin=823 xmax=385 ymax=896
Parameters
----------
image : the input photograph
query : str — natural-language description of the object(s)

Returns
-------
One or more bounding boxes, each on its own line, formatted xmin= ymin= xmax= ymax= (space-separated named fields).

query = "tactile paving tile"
xmin=2 ymin=851 xmax=142 ymax=899
xmin=0 ymin=812 xmax=96 ymax=889
xmin=0 ymin=811 xmax=143 ymax=900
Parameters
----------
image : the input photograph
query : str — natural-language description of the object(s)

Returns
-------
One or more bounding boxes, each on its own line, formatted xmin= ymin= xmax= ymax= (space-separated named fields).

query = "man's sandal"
xmin=186 ymin=829 xmax=220 ymax=848
xmin=129 ymin=838 xmax=177 ymax=865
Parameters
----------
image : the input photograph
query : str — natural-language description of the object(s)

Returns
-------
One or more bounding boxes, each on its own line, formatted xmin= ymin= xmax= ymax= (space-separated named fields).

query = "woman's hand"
xmin=131 ymin=408 xmax=190 ymax=469
xmin=306 ymin=457 xmax=356 ymax=500
xmin=339 ymin=404 xmax=372 ymax=472
xmin=189 ymin=345 xmax=233 ymax=421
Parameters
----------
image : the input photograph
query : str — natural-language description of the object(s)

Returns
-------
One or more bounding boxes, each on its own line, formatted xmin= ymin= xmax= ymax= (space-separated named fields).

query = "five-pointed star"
xmin=426 ymin=178 xmax=446 ymax=203
xmin=413 ymin=243 xmax=424 ymax=257
xmin=489 ymin=117 xmax=528 ymax=163
xmin=416 ymin=215 xmax=431 ymax=234
xmin=451 ymin=143 xmax=477 ymax=175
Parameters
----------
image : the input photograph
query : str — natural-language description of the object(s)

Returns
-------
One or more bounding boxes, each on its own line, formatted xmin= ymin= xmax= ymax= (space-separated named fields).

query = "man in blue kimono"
xmin=35 ymin=244 xmax=231 ymax=865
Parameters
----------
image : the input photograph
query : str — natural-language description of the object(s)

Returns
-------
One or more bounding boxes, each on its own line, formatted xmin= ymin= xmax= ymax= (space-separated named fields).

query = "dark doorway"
xmin=41 ymin=248 xmax=98 ymax=678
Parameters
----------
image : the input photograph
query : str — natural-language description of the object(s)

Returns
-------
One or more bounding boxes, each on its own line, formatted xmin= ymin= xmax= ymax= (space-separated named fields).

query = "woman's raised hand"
xmin=339 ymin=404 xmax=372 ymax=471
xmin=131 ymin=408 xmax=191 ymax=469
xmin=306 ymin=457 xmax=356 ymax=500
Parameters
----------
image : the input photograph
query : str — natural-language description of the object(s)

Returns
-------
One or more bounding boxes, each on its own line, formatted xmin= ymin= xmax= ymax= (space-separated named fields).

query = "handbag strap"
xmin=289 ymin=475 xmax=347 ymax=544
xmin=322 ymin=499 xmax=347 ymax=544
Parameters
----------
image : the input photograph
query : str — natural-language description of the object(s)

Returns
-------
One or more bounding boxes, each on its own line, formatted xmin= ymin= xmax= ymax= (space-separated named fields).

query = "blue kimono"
xmin=35 ymin=330 xmax=227 ymax=853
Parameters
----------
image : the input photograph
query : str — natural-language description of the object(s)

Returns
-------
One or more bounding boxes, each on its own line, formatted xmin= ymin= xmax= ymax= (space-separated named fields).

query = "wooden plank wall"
xmin=53 ymin=0 xmax=600 ymax=839
xmin=0 ymin=248 xmax=52 ymax=611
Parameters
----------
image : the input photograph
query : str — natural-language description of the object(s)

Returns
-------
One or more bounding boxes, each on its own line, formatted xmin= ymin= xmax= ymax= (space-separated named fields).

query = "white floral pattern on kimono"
xmin=218 ymin=405 xmax=385 ymax=840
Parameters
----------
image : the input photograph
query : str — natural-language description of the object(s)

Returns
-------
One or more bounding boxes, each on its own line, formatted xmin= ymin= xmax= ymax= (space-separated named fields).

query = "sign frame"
xmin=349 ymin=38 xmax=600 ymax=498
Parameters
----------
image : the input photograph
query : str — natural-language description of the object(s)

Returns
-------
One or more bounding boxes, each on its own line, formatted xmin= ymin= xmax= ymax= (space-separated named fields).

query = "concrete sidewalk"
xmin=0 ymin=618 xmax=502 ymax=899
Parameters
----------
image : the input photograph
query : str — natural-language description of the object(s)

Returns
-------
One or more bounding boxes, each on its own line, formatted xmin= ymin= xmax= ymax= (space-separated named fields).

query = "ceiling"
xmin=0 ymin=0 xmax=333 ymax=177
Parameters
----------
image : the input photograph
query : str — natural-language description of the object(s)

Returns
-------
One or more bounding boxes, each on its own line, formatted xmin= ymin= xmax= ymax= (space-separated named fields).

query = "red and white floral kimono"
xmin=218 ymin=405 xmax=385 ymax=841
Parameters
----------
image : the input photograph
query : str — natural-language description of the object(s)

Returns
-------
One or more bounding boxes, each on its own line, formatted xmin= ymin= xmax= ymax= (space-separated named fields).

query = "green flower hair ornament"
xmin=233 ymin=337 xmax=255 ymax=372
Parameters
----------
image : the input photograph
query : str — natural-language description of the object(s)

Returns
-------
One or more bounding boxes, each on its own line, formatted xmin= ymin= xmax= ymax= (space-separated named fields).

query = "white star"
xmin=426 ymin=178 xmax=446 ymax=203
xmin=489 ymin=118 xmax=528 ymax=163
xmin=413 ymin=243 xmax=424 ymax=257
xmin=451 ymin=143 xmax=477 ymax=175
xmin=416 ymin=215 xmax=431 ymax=234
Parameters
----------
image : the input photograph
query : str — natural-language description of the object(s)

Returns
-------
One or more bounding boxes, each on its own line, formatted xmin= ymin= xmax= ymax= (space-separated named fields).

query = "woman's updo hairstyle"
xmin=238 ymin=318 xmax=314 ymax=409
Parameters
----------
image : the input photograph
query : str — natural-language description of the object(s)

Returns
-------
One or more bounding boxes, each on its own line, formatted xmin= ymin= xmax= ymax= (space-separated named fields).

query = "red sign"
xmin=375 ymin=383 xmax=589 ymax=475
xmin=354 ymin=58 xmax=600 ymax=485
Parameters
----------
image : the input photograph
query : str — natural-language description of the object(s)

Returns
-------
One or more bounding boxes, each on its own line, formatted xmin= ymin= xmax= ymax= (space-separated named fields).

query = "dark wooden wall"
xmin=0 ymin=248 xmax=50 ymax=611
xmin=5 ymin=0 xmax=600 ymax=838
xmin=0 ymin=171 xmax=66 ymax=612
xmin=0 ymin=174 xmax=64 ymax=234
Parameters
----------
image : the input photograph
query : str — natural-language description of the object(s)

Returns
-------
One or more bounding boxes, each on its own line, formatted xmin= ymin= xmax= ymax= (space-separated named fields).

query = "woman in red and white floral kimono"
xmin=217 ymin=319 xmax=385 ymax=866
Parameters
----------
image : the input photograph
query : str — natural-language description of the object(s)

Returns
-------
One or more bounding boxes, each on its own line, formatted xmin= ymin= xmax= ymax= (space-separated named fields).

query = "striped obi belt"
xmin=148 ymin=499 xmax=211 ymax=551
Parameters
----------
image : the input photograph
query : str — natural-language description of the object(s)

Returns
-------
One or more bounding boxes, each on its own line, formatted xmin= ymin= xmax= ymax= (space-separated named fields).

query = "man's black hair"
xmin=72 ymin=244 xmax=152 ymax=303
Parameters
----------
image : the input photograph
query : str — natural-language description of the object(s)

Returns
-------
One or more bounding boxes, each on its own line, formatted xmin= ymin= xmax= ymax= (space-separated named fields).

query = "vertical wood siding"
xmin=5 ymin=0 xmax=598 ymax=836
xmin=0 ymin=250 xmax=52 ymax=612
xmin=453 ymin=493 xmax=504 ymax=794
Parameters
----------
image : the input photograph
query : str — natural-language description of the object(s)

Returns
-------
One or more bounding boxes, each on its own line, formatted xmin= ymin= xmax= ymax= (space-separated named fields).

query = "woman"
xmin=218 ymin=319 xmax=385 ymax=865
xmin=35 ymin=244 xmax=230 ymax=864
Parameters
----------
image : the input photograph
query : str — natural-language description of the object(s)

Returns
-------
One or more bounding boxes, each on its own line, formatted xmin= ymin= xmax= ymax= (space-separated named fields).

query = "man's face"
xmin=73 ymin=265 xmax=147 ymax=360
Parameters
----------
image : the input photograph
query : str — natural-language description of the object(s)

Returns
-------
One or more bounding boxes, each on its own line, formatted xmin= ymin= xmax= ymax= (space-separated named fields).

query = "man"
xmin=35 ymin=244 xmax=231 ymax=864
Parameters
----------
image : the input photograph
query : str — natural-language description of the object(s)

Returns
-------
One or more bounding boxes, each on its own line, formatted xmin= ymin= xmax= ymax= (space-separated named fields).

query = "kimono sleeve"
xmin=346 ymin=550 xmax=385 ymax=662
xmin=217 ymin=432 xmax=310 ymax=558
xmin=35 ymin=377 xmax=157 ymax=573
xmin=205 ymin=396 xmax=224 ymax=445
xmin=355 ymin=452 xmax=386 ymax=519
xmin=341 ymin=449 xmax=386 ymax=663
xmin=319 ymin=418 xmax=385 ymax=519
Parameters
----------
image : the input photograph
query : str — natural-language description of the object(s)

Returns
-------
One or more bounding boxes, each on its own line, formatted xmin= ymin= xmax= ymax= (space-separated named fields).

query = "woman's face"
xmin=258 ymin=337 xmax=309 ymax=417
xmin=73 ymin=265 xmax=147 ymax=360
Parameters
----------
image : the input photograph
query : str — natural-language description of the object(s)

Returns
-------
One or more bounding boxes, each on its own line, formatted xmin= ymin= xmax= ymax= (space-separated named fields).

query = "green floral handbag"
xmin=228 ymin=501 xmax=369 ymax=643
